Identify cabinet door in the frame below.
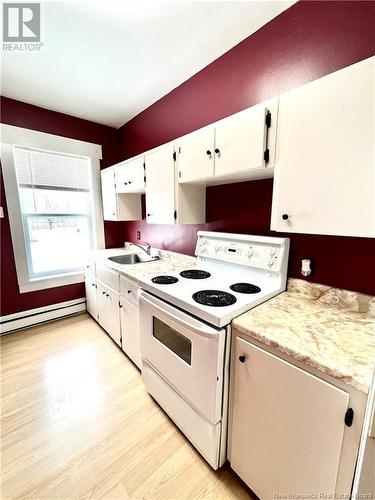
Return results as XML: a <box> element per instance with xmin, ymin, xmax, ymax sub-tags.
<box><xmin>271</xmin><ymin>57</ymin><xmax>375</xmax><ymax>237</ymax></box>
<box><xmin>85</xmin><ymin>274</ymin><xmax>98</xmax><ymax>321</ymax></box>
<box><xmin>115</xmin><ymin>157</ymin><xmax>145</xmax><ymax>194</ymax></box>
<box><xmin>97</xmin><ymin>283</ymin><xmax>121</xmax><ymax>346</ymax></box>
<box><xmin>145</xmin><ymin>145</ymin><xmax>176</xmax><ymax>225</ymax></box>
<box><xmin>177</xmin><ymin>127</ymin><xmax>214</xmax><ymax>183</ymax></box>
<box><xmin>120</xmin><ymin>298</ymin><xmax>141</xmax><ymax>369</ymax></box>
<box><xmin>215</xmin><ymin>98</ymin><xmax>277</xmax><ymax>178</ymax></box>
<box><xmin>229</xmin><ymin>337</ymin><xmax>349</xmax><ymax>499</ymax></box>
<box><xmin>101</xmin><ymin>169</ymin><xmax>117</xmax><ymax>221</ymax></box>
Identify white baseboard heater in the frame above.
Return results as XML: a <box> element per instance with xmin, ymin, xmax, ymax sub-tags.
<box><xmin>0</xmin><ymin>298</ymin><xmax>86</xmax><ymax>334</ymax></box>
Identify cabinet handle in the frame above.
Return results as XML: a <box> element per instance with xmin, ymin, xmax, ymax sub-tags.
<box><xmin>119</xmin><ymin>304</ymin><xmax>123</xmax><ymax>308</ymax></box>
<box><xmin>239</xmin><ymin>355</ymin><xmax>246</xmax><ymax>363</ymax></box>
<box><xmin>282</xmin><ymin>213</ymin><xmax>289</xmax><ymax>221</ymax></box>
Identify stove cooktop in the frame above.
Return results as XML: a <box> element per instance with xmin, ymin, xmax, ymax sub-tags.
<box><xmin>192</xmin><ymin>290</ymin><xmax>237</xmax><ymax>307</ymax></box>
<box><xmin>179</xmin><ymin>269</ymin><xmax>211</xmax><ymax>279</ymax></box>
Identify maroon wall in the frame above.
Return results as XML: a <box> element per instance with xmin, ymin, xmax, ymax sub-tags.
<box><xmin>120</xmin><ymin>0</ymin><xmax>375</xmax><ymax>295</ymax></box>
<box><xmin>0</xmin><ymin>97</ymin><xmax>122</xmax><ymax>316</ymax></box>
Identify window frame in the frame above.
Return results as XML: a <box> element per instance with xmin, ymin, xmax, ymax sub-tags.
<box><xmin>1</xmin><ymin>124</ymin><xmax>105</xmax><ymax>293</ymax></box>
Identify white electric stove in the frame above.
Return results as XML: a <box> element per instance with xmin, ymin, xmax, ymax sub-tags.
<box><xmin>138</xmin><ymin>232</ymin><xmax>290</xmax><ymax>469</ymax></box>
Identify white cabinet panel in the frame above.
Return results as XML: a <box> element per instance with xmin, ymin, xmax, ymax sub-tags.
<box><xmin>101</xmin><ymin>169</ymin><xmax>117</xmax><ymax>220</ymax></box>
<box><xmin>115</xmin><ymin>157</ymin><xmax>145</xmax><ymax>193</ymax></box>
<box><xmin>229</xmin><ymin>337</ymin><xmax>349</xmax><ymax>499</ymax></box>
<box><xmin>85</xmin><ymin>273</ymin><xmax>98</xmax><ymax>321</ymax></box>
<box><xmin>215</xmin><ymin>98</ymin><xmax>277</xmax><ymax>179</ymax></box>
<box><xmin>177</xmin><ymin>127</ymin><xmax>214</xmax><ymax>183</ymax></box>
<box><xmin>120</xmin><ymin>297</ymin><xmax>141</xmax><ymax>369</ymax></box>
<box><xmin>97</xmin><ymin>282</ymin><xmax>121</xmax><ymax>346</ymax></box>
<box><xmin>145</xmin><ymin>145</ymin><xmax>176</xmax><ymax>225</ymax></box>
<box><xmin>271</xmin><ymin>56</ymin><xmax>375</xmax><ymax>237</ymax></box>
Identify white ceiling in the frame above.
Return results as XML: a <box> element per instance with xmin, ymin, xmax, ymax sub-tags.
<box><xmin>1</xmin><ymin>0</ymin><xmax>295</xmax><ymax>128</ymax></box>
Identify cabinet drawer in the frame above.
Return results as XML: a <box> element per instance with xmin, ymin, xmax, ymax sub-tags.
<box><xmin>120</xmin><ymin>275</ymin><xmax>139</xmax><ymax>305</ymax></box>
<box><xmin>84</xmin><ymin>262</ymin><xmax>96</xmax><ymax>277</ymax></box>
<box><xmin>96</xmin><ymin>263</ymin><xmax>120</xmax><ymax>292</ymax></box>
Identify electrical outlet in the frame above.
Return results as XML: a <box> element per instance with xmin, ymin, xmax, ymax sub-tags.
<box><xmin>136</xmin><ymin>231</ymin><xmax>141</xmax><ymax>240</ymax></box>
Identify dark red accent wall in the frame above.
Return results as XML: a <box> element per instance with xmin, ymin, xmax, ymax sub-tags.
<box><xmin>120</xmin><ymin>0</ymin><xmax>375</xmax><ymax>295</ymax></box>
<box><xmin>0</xmin><ymin>97</ymin><xmax>122</xmax><ymax>316</ymax></box>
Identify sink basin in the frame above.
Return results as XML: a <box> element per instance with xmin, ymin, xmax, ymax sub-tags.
<box><xmin>108</xmin><ymin>253</ymin><xmax>159</xmax><ymax>265</ymax></box>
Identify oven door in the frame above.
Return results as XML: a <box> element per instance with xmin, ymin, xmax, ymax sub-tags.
<box><xmin>139</xmin><ymin>290</ymin><xmax>227</xmax><ymax>424</ymax></box>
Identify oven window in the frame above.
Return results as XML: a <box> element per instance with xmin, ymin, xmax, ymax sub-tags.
<box><xmin>153</xmin><ymin>317</ymin><xmax>192</xmax><ymax>365</ymax></box>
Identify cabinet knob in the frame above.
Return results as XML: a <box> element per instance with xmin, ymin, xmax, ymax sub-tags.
<box><xmin>106</xmin><ymin>293</ymin><xmax>109</xmax><ymax>297</ymax></box>
<box><xmin>214</xmin><ymin>148</ymin><xmax>220</xmax><ymax>155</ymax></box>
<box><xmin>206</xmin><ymin>150</ymin><xmax>212</xmax><ymax>157</ymax></box>
<box><xmin>147</xmin><ymin>213</ymin><xmax>152</xmax><ymax>217</ymax></box>
<box><xmin>128</xmin><ymin>289</ymin><xmax>132</xmax><ymax>294</ymax></box>
<box><xmin>92</xmin><ymin>283</ymin><xmax>96</xmax><ymax>287</ymax></box>
<box><xmin>102</xmin><ymin>291</ymin><xmax>106</xmax><ymax>295</ymax></box>
<box><xmin>128</xmin><ymin>181</ymin><xmax>132</xmax><ymax>184</ymax></box>
<box><xmin>239</xmin><ymin>355</ymin><xmax>246</xmax><ymax>363</ymax></box>
<box><xmin>282</xmin><ymin>213</ymin><xmax>289</xmax><ymax>220</ymax></box>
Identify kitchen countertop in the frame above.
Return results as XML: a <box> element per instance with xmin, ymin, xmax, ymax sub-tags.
<box><xmin>88</xmin><ymin>245</ymin><xmax>196</xmax><ymax>283</ymax></box>
<box><xmin>232</xmin><ymin>278</ymin><xmax>375</xmax><ymax>393</ymax></box>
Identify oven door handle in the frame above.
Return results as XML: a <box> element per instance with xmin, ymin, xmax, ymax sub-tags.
<box><xmin>139</xmin><ymin>290</ymin><xmax>221</xmax><ymax>339</ymax></box>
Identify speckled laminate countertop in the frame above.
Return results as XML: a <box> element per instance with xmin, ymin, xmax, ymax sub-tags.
<box><xmin>88</xmin><ymin>245</ymin><xmax>196</xmax><ymax>283</ymax></box>
<box><xmin>232</xmin><ymin>279</ymin><xmax>375</xmax><ymax>393</ymax></box>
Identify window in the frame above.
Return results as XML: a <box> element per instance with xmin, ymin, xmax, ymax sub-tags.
<box><xmin>1</xmin><ymin>124</ymin><xmax>104</xmax><ymax>293</ymax></box>
<box><xmin>14</xmin><ymin>147</ymin><xmax>95</xmax><ymax>278</ymax></box>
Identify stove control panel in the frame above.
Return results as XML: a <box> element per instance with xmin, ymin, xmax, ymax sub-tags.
<box><xmin>196</xmin><ymin>232</ymin><xmax>289</xmax><ymax>273</ymax></box>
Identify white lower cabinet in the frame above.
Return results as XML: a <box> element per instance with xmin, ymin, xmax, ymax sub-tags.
<box><xmin>120</xmin><ymin>297</ymin><xmax>141</xmax><ymax>369</ymax></box>
<box><xmin>97</xmin><ymin>281</ymin><xmax>121</xmax><ymax>346</ymax></box>
<box><xmin>229</xmin><ymin>336</ymin><xmax>350</xmax><ymax>499</ymax></box>
<box><xmin>85</xmin><ymin>269</ymin><xmax>141</xmax><ymax>368</ymax></box>
<box><xmin>85</xmin><ymin>273</ymin><xmax>98</xmax><ymax>321</ymax></box>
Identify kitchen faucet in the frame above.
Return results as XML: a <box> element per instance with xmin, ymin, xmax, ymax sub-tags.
<box><xmin>132</xmin><ymin>241</ymin><xmax>152</xmax><ymax>255</ymax></box>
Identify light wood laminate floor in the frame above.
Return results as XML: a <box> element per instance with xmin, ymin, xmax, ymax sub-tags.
<box><xmin>1</xmin><ymin>313</ymin><xmax>254</xmax><ymax>499</ymax></box>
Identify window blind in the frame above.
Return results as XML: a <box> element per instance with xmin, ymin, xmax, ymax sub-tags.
<box><xmin>14</xmin><ymin>146</ymin><xmax>90</xmax><ymax>191</ymax></box>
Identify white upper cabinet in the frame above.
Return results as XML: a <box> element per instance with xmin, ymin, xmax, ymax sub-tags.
<box><xmin>145</xmin><ymin>144</ymin><xmax>176</xmax><ymax>225</ymax></box>
<box><xmin>177</xmin><ymin>97</ymin><xmax>277</xmax><ymax>185</ymax></box>
<box><xmin>271</xmin><ymin>56</ymin><xmax>375</xmax><ymax>237</ymax></box>
<box><xmin>115</xmin><ymin>156</ymin><xmax>145</xmax><ymax>194</ymax></box>
<box><xmin>101</xmin><ymin>168</ymin><xmax>142</xmax><ymax>221</ymax></box>
<box><xmin>145</xmin><ymin>144</ymin><xmax>205</xmax><ymax>225</ymax></box>
<box><xmin>101</xmin><ymin>169</ymin><xmax>118</xmax><ymax>220</ymax></box>
<box><xmin>177</xmin><ymin>127</ymin><xmax>215</xmax><ymax>184</ymax></box>
<box><xmin>214</xmin><ymin>98</ymin><xmax>278</xmax><ymax>180</ymax></box>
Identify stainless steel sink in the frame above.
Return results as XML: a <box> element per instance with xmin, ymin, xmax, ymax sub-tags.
<box><xmin>108</xmin><ymin>253</ymin><xmax>159</xmax><ymax>265</ymax></box>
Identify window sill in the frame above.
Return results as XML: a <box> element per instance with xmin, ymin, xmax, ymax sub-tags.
<box><xmin>19</xmin><ymin>271</ymin><xmax>84</xmax><ymax>293</ymax></box>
